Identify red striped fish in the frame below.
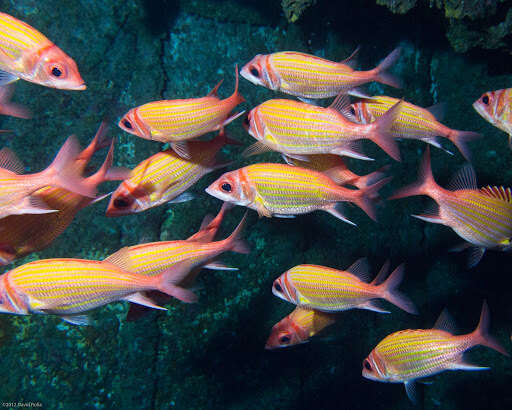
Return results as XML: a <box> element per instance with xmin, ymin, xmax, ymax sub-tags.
<box><xmin>0</xmin><ymin>12</ymin><xmax>85</xmax><ymax>90</ymax></box>
<box><xmin>0</xmin><ymin>135</ymin><xmax>97</xmax><ymax>219</ymax></box>
<box><xmin>0</xmin><ymin>257</ymin><xmax>199</xmax><ymax>325</ymax></box>
<box><xmin>390</xmin><ymin>147</ymin><xmax>512</xmax><ymax>267</ymax></box>
<box><xmin>106</xmin><ymin>131</ymin><xmax>234</xmax><ymax>216</ymax></box>
<box><xmin>242</xmin><ymin>95</ymin><xmax>402</xmax><ymax>161</ymax></box>
<box><xmin>272</xmin><ymin>260</ymin><xmax>416</xmax><ymax>314</ymax></box>
<box><xmin>351</xmin><ymin>96</ymin><xmax>480</xmax><ymax>160</ymax></box>
<box><xmin>265</xmin><ymin>306</ymin><xmax>337</xmax><ymax>349</ymax></box>
<box><xmin>240</xmin><ymin>47</ymin><xmax>401</xmax><ymax>99</ymax></box>
<box><xmin>205</xmin><ymin>163</ymin><xmax>390</xmax><ymax>224</ymax></box>
<box><xmin>362</xmin><ymin>301</ymin><xmax>508</xmax><ymax>402</ymax></box>
<box><xmin>118</xmin><ymin>67</ymin><xmax>244</xmax><ymax>158</ymax></box>
<box><xmin>473</xmin><ymin>88</ymin><xmax>512</xmax><ymax>145</ymax></box>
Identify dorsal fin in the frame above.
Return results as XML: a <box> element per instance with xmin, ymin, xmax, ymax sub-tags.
<box><xmin>329</xmin><ymin>93</ymin><xmax>356</xmax><ymax>121</ymax></box>
<box><xmin>480</xmin><ymin>186</ymin><xmax>512</xmax><ymax>202</ymax></box>
<box><xmin>103</xmin><ymin>247</ymin><xmax>136</xmax><ymax>273</ymax></box>
<box><xmin>425</xmin><ymin>102</ymin><xmax>446</xmax><ymax>121</ymax></box>
<box><xmin>447</xmin><ymin>164</ymin><xmax>477</xmax><ymax>191</ymax></box>
<box><xmin>339</xmin><ymin>45</ymin><xmax>360</xmax><ymax>68</ymax></box>
<box><xmin>433</xmin><ymin>308</ymin><xmax>457</xmax><ymax>334</ymax></box>
<box><xmin>207</xmin><ymin>79</ymin><xmax>223</xmax><ymax>97</ymax></box>
<box><xmin>0</xmin><ymin>147</ymin><xmax>24</xmax><ymax>174</ymax></box>
<box><xmin>345</xmin><ymin>257</ymin><xmax>371</xmax><ymax>282</ymax></box>
<box><xmin>369</xmin><ymin>260</ymin><xmax>390</xmax><ymax>286</ymax></box>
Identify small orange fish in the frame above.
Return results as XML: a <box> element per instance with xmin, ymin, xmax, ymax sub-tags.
<box><xmin>206</xmin><ymin>163</ymin><xmax>389</xmax><ymax>224</ymax></box>
<box><xmin>106</xmin><ymin>132</ymin><xmax>235</xmax><ymax>216</ymax></box>
<box><xmin>0</xmin><ymin>135</ymin><xmax>97</xmax><ymax>219</ymax></box>
<box><xmin>118</xmin><ymin>67</ymin><xmax>244</xmax><ymax>158</ymax></box>
<box><xmin>390</xmin><ymin>147</ymin><xmax>512</xmax><ymax>267</ymax></box>
<box><xmin>0</xmin><ymin>12</ymin><xmax>85</xmax><ymax>90</ymax></box>
<box><xmin>473</xmin><ymin>88</ymin><xmax>512</xmax><ymax>144</ymax></box>
<box><xmin>240</xmin><ymin>47</ymin><xmax>402</xmax><ymax>100</ymax></box>
<box><xmin>265</xmin><ymin>307</ymin><xmax>337</xmax><ymax>349</ymax></box>
<box><xmin>363</xmin><ymin>301</ymin><xmax>508</xmax><ymax>402</ymax></box>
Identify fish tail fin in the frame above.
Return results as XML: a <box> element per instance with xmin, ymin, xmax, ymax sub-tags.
<box><xmin>224</xmin><ymin>211</ymin><xmax>251</xmax><ymax>254</ymax></box>
<box><xmin>372</xmin><ymin>47</ymin><xmax>403</xmax><ymax>89</ymax></box>
<box><xmin>44</xmin><ymin>135</ymin><xmax>97</xmax><ymax>198</ymax></box>
<box><xmin>377</xmin><ymin>264</ymin><xmax>417</xmax><ymax>314</ymax></box>
<box><xmin>351</xmin><ymin>177</ymin><xmax>392</xmax><ymax>221</ymax></box>
<box><xmin>353</xmin><ymin>165</ymin><xmax>390</xmax><ymax>189</ymax></box>
<box><xmin>470</xmin><ymin>300</ymin><xmax>509</xmax><ymax>356</ymax></box>
<box><xmin>388</xmin><ymin>146</ymin><xmax>438</xmax><ymax>200</ymax></box>
<box><xmin>86</xmin><ymin>140</ymin><xmax>131</xmax><ymax>186</ymax></box>
<box><xmin>230</xmin><ymin>64</ymin><xmax>245</xmax><ymax>106</ymax></box>
<box><xmin>447</xmin><ymin>130</ymin><xmax>481</xmax><ymax>161</ymax></box>
<box><xmin>156</xmin><ymin>261</ymin><xmax>199</xmax><ymax>303</ymax></box>
<box><xmin>368</xmin><ymin>100</ymin><xmax>402</xmax><ymax>161</ymax></box>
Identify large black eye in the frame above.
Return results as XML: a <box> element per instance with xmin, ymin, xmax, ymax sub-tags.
<box><xmin>221</xmin><ymin>182</ymin><xmax>232</xmax><ymax>192</ymax></box>
<box><xmin>243</xmin><ymin>116</ymin><xmax>250</xmax><ymax>126</ymax></box>
<box><xmin>113</xmin><ymin>196</ymin><xmax>132</xmax><ymax>208</ymax></box>
<box><xmin>364</xmin><ymin>360</ymin><xmax>372</xmax><ymax>371</ymax></box>
<box><xmin>250</xmin><ymin>67</ymin><xmax>259</xmax><ymax>77</ymax></box>
<box><xmin>274</xmin><ymin>282</ymin><xmax>282</xmax><ymax>293</ymax></box>
<box><xmin>350</xmin><ymin>106</ymin><xmax>356</xmax><ymax>116</ymax></box>
<box><xmin>123</xmin><ymin>119</ymin><xmax>133</xmax><ymax>129</ymax></box>
<box><xmin>279</xmin><ymin>335</ymin><xmax>291</xmax><ymax>344</ymax></box>
<box><xmin>482</xmin><ymin>95</ymin><xmax>489</xmax><ymax>105</ymax></box>
<box><xmin>51</xmin><ymin>66</ymin><xmax>62</xmax><ymax>77</ymax></box>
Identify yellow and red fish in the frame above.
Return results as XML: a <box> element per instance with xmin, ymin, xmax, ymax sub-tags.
<box><xmin>265</xmin><ymin>307</ymin><xmax>337</xmax><ymax>349</ymax></box>
<box><xmin>0</xmin><ymin>135</ymin><xmax>97</xmax><ymax>219</ymax></box>
<box><xmin>0</xmin><ymin>12</ymin><xmax>85</xmax><ymax>90</ymax></box>
<box><xmin>240</xmin><ymin>47</ymin><xmax>402</xmax><ymax>100</ymax></box>
<box><xmin>106</xmin><ymin>131</ymin><xmax>236</xmax><ymax>216</ymax></box>
<box><xmin>390</xmin><ymin>147</ymin><xmax>512</xmax><ymax>267</ymax></box>
<box><xmin>206</xmin><ymin>163</ymin><xmax>389</xmax><ymax>224</ymax></box>
<box><xmin>272</xmin><ymin>260</ymin><xmax>416</xmax><ymax>314</ymax></box>
<box><xmin>118</xmin><ymin>67</ymin><xmax>245</xmax><ymax>158</ymax></box>
<box><xmin>362</xmin><ymin>301</ymin><xmax>508</xmax><ymax>402</ymax></box>
<box><xmin>473</xmin><ymin>88</ymin><xmax>512</xmax><ymax>145</ymax></box>
<box><xmin>242</xmin><ymin>95</ymin><xmax>402</xmax><ymax>161</ymax></box>
<box><xmin>351</xmin><ymin>96</ymin><xmax>480</xmax><ymax>160</ymax></box>
<box><xmin>0</xmin><ymin>256</ymin><xmax>200</xmax><ymax>325</ymax></box>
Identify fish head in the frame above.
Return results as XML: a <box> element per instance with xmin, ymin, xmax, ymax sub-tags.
<box><xmin>349</xmin><ymin>101</ymin><xmax>372</xmax><ymax>124</ymax></box>
<box><xmin>205</xmin><ymin>170</ymin><xmax>252</xmax><ymax>206</ymax></box>
<box><xmin>118</xmin><ymin>108</ymin><xmax>151</xmax><ymax>140</ymax></box>
<box><xmin>240</xmin><ymin>54</ymin><xmax>278</xmax><ymax>90</ymax></box>
<box><xmin>473</xmin><ymin>90</ymin><xmax>500</xmax><ymax>125</ymax></box>
<box><xmin>362</xmin><ymin>350</ymin><xmax>389</xmax><ymax>382</ymax></box>
<box><xmin>271</xmin><ymin>272</ymin><xmax>297</xmax><ymax>304</ymax></box>
<box><xmin>265</xmin><ymin>315</ymin><xmax>303</xmax><ymax>349</ymax></box>
<box><xmin>33</xmin><ymin>45</ymin><xmax>86</xmax><ymax>90</ymax></box>
<box><xmin>106</xmin><ymin>181</ymin><xmax>148</xmax><ymax>216</ymax></box>
<box><xmin>0</xmin><ymin>275</ymin><xmax>25</xmax><ymax>314</ymax></box>
<box><xmin>242</xmin><ymin>107</ymin><xmax>265</xmax><ymax>141</ymax></box>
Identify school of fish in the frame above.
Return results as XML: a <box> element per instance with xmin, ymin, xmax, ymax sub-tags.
<box><xmin>0</xmin><ymin>10</ymin><xmax>510</xmax><ymax>404</ymax></box>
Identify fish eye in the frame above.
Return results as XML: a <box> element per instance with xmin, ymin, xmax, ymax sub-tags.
<box><xmin>113</xmin><ymin>196</ymin><xmax>133</xmax><ymax>208</ymax></box>
<box><xmin>123</xmin><ymin>119</ymin><xmax>133</xmax><ymax>129</ymax></box>
<box><xmin>243</xmin><ymin>116</ymin><xmax>250</xmax><ymax>126</ymax></box>
<box><xmin>49</xmin><ymin>63</ymin><xmax>65</xmax><ymax>78</ymax></box>
<box><xmin>279</xmin><ymin>335</ymin><xmax>291</xmax><ymax>344</ymax></box>
<box><xmin>221</xmin><ymin>182</ymin><xmax>232</xmax><ymax>192</ymax></box>
<box><xmin>250</xmin><ymin>66</ymin><xmax>260</xmax><ymax>78</ymax></box>
<box><xmin>482</xmin><ymin>95</ymin><xmax>489</xmax><ymax>105</ymax></box>
<box><xmin>363</xmin><ymin>359</ymin><xmax>372</xmax><ymax>371</ymax></box>
<box><xmin>273</xmin><ymin>282</ymin><xmax>282</xmax><ymax>293</ymax></box>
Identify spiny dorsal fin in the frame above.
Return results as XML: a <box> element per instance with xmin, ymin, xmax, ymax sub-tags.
<box><xmin>0</xmin><ymin>147</ymin><xmax>24</xmax><ymax>174</ymax></box>
<box><xmin>446</xmin><ymin>164</ymin><xmax>477</xmax><ymax>191</ymax></box>
<box><xmin>339</xmin><ymin>45</ymin><xmax>360</xmax><ymax>68</ymax></box>
<box><xmin>104</xmin><ymin>247</ymin><xmax>136</xmax><ymax>273</ymax></box>
<box><xmin>345</xmin><ymin>257</ymin><xmax>371</xmax><ymax>282</ymax></box>
<box><xmin>433</xmin><ymin>308</ymin><xmax>457</xmax><ymax>334</ymax></box>
<box><xmin>480</xmin><ymin>186</ymin><xmax>512</xmax><ymax>203</ymax></box>
<box><xmin>207</xmin><ymin>80</ymin><xmax>223</xmax><ymax>97</ymax></box>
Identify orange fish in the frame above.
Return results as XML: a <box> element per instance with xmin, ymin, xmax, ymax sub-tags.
<box><xmin>242</xmin><ymin>95</ymin><xmax>402</xmax><ymax>161</ymax></box>
<box><xmin>118</xmin><ymin>67</ymin><xmax>244</xmax><ymax>158</ymax></box>
<box><xmin>0</xmin><ymin>12</ymin><xmax>85</xmax><ymax>90</ymax></box>
<box><xmin>205</xmin><ymin>163</ymin><xmax>389</xmax><ymax>224</ymax></box>
<box><xmin>390</xmin><ymin>147</ymin><xmax>512</xmax><ymax>267</ymax></box>
<box><xmin>362</xmin><ymin>301</ymin><xmax>508</xmax><ymax>402</ymax></box>
<box><xmin>0</xmin><ymin>135</ymin><xmax>97</xmax><ymax>219</ymax></box>
<box><xmin>272</xmin><ymin>260</ymin><xmax>416</xmax><ymax>314</ymax></box>
<box><xmin>265</xmin><ymin>307</ymin><xmax>337</xmax><ymax>349</ymax></box>
<box><xmin>106</xmin><ymin>132</ymin><xmax>235</xmax><ymax>216</ymax></box>
<box><xmin>0</xmin><ymin>257</ymin><xmax>198</xmax><ymax>325</ymax></box>
<box><xmin>351</xmin><ymin>96</ymin><xmax>480</xmax><ymax>160</ymax></box>
<box><xmin>240</xmin><ymin>47</ymin><xmax>402</xmax><ymax>100</ymax></box>
<box><xmin>473</xmin><ymin>88</ymin><xmax>512</xmax><ymax>145</ymax></box>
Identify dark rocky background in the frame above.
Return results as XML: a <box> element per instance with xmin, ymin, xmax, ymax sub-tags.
<box><xmin>0</xmin><ymin>0</ymin><xmax>510</xmax><ymax>409</ymax></box>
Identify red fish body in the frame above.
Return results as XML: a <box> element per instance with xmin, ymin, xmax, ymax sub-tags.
<box><xmin>362</xmin><ymin>302</ymin><xmax>508</xmax><ymax>402</ymax></box>
<box><xmin>390</xmin><ymin>147</ymin><xmax>512</xmax><ymax>267</ymax></box>
<box><xmin>0</xmin><ymin>12</ymin><xmax>85</xmax><ymax>90</ymax></box>
<box><xmin>473</xmin><ymin>88</ymin><xmax>512</xmax><ymax>144</ymax></box>
<box><xmin>240</xmin><ymin>48</ymin><xmax>402</xmax><ymax>99</ymax></box>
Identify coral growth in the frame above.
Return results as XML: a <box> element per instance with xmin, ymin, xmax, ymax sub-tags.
<box><xmin>281</xmin><ymin>0</ymin><xmax>316</xmax><ymax>22</ymax></box>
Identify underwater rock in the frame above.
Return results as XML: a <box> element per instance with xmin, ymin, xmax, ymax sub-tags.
<box><xmin>281</xmin><ymin>0</ymin><xmax>317</xmax><ymax>23</ymax></box>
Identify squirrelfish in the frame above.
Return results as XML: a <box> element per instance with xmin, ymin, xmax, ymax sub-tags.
<box><xmin>362</xmin><ymin>301</ymin><xmax>508</xmax><ymax>402</ymax></box>
<box><xmin>473</xmin><ymin>88</ymin><xmax>512</xmax><ymax>144</ymax></box>
<box><xmin>0</xmin><ymin>12</ymin><xmax>85</xmax><ymax>90</ymax></box>
<box><xmin>118</xmin><ymin>67</ymin><xmax>244</xmax><ymax>158</ymax></box>
<box><xmin>242</xmin><ymin>95</ymin><xmax>402</xmax><ymax>161</ymax></box>
<box><xmin>390</xmin><ymin>147</ymin><xmax>512</xmax><ymax>267</ymax></box>
<box><xmin>351</xmin><ymin>96</ymin><xmax>480</xmax><ymax>160</ymax></box>
<box><xmin>106</xmin><ymin>132</ymin><xmax>235</xmax><ymax>216</ymax></box>
<box><xmin>0</xmin><ymin>135</ymin><xmax>97</xmax><ymax>219</ymax></box>
<box><xmin>0</xmin><ymin>257</ymin><xmax>199</xmax><ymax>325</ymax></box>
<box><xmin>206</xmin><ymin>163</ymin><xmax>389</xmax><ymax>224</ymax></box>
<box><xmin>265</xmin><ymin>307</ymin><xmax>337</xmax><ymax>349</ymax></box>
<box><xmin>272</xmin><ymin>259</ymin><xmax>416</xmax><ymax>314</ymax></box>
<box><xmin>240</xmin><ymin>47</ymin><xmax>402</xmax><ymax>100</ymax></box>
